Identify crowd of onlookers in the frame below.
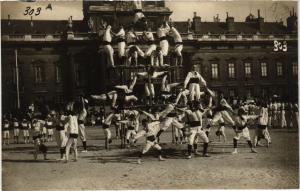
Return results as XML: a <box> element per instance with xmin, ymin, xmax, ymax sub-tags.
<box><xmin>229</xmin><ymin>97</ymin><xmax>299</xmax><ymax>129</ymax></box>
<box><xmin>1</xmin><ymin>95</ymin><xmax>298</xmax><ymax>146</ymax></box>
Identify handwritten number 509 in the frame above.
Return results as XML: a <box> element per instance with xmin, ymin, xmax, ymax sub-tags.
<box><xmin>24</xmin><ymin>6</ymin><xmax>41</xmax><ymax>16</ymax></box>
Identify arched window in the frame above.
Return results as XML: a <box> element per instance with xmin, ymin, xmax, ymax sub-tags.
<box><xmin>32</xmin><ymin>60</ymin><xmax>46</xmax><ymax>83</ymax></box>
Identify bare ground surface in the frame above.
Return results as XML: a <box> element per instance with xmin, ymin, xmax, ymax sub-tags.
<box><xmin>2</xmin><ymin>127</ymin><xmax>299</xmax><ymax>190</ymax></box>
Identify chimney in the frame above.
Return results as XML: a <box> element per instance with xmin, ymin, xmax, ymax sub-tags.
<box><xmin>8</xmin><ymin>14</ymin><xmax>11</xmax><ymax>26</ymax></box>
<box><xmin>257</xmin><ymin>9</ymin><xmax>264</xmax><ymax>31</ymax></box>
<box><xmin>68</xmin><ymin>15</ymin><xmax>73</xmax><ymax>30</ymax></box>
<box><xmin>293</xmin><ymin>7</ymin><xmax>295</xmax><ymax>16</ymax></box>
<box><xmin>192</xmin><ymin>11</ymin><xmax>201</xmax><ymax>32</ymax></box>
<box><xmin>226</xmin><ymin>12</ymin><xmax>234</xmax><ymax>32</ymax></box>
<box><xmin>287</xmin><ymin>8</ymin><xmax>297</xmax><ymax>33</ymax></box>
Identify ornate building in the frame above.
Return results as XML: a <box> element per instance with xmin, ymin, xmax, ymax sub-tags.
<box><xmin>1</xmin><ymin>1</ymin><xmax>298</xmax><ymax>112</ymax></box>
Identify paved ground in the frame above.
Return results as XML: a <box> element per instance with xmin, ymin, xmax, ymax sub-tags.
<box><xmin>2</xmin><ymin>126</ymin><xmax>299</xmax><ymax>190</ymax></box>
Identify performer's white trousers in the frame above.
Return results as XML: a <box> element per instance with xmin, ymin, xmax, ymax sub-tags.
<box><xmin>103</xmin><ymin>128</ymin><xmax>112</xmax><ymax>139</ymax></box>
<box><xmin>234</xmin><ymin>127</ymin><xmax>251</xmax><ymax>141</ymax></box>
<box><xmin>13</xmin><ymin>128</ymin><xmax>20</xmax><ymax>136</ymax></box>
<box><xmin>117</xmin><ymin>42</ymin><xmax>126</xmax><ymax>58</ymax></box>
<box><xmin>160</xmin><ymin>40</ymin><xmax>169</xmax><ymax>56</ymax></box>
<box><xmin>104</xmin><ymin>45</ymin><xmax>115</xmax><ymax>67</ymax></box>
<box><xmin>142</xmin><ymin>140</ymin><xmax>161</xmax><ymax>154</ymax></box>
<box><xmin>145</xmin><ymin>83</ymin><xmax>155</xmax><ymax>97</ymax></box>
<box><xmin>126</xmin><ymin>130</ymin><xmax>137</xmax><ymax>140</ymax></box>
<box><xmin>55</xmin><ymin>130</ymin><xmax>67</xmax><ymax>148</ymax></box>
<box><xmin>145</xmin><ymin>44</ymin><xmax>157</xmax><ymax>57</ymax></box>
<box><xmin>174</xmin><ymin>44</ymin><xmax>183</xmax><ymax>57</ymax></box>
<box><xmin>188</xmin><ymin>126</ymin><xmax>209</xmax><ymax>145</ymax></box>
<box><xmin>188</xmin><ymin>83</ymin><xmax>201</xmax><ymax>101</ymax></box>
<box><xmin>79</xmin><ymin>124</ymin><xmax>87</xmax><ymax>142</ymax></box>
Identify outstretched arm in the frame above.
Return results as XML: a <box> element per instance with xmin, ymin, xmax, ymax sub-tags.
<box><xmin>136</xmin><ymin>72</ymin><xmax>148</xmax><ymax>77</ymax></box>
<box><xmin>169</xmin><ymin>82</ymin><xmax>180</xmax><ymax>89</ymax></box>
<box><xmin>198</xmin><ymin>74</ymin><xmax>207</xmax><ymax>87</ymax></box>
<box><xmin>115</xmin><ymin>85</ymin><xmax>128</xmax><ymax>91</ymax></box>
<box><xmin>153</xmin><ymin>71</ymin><xmax>167</xmax><ymax>78</ymax></box>
<box><xmin>115</xmin><ymin>29</ymin><xmax>124</xmax><ymax>37</ymax></box>
<box><xmin>141</xmin><ymin>110</ymin><xmax>155</xmax><ymax>120</ymax></box>
<box><xmin>81</xmin><ymin>97</ymin><xmax>86</xmax><ymax>110</ymax></box>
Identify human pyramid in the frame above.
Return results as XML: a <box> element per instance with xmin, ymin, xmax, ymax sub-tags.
<box><xmin>2</xmin><ymin>9</ymin><xmax>277</xmax><ymax>164</ymax></box>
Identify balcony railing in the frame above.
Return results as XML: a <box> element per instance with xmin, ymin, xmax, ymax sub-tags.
<box><xmin>2</xmin><ymin>32</ymin><xmax>297</xmax><ymax>42</ymax></box>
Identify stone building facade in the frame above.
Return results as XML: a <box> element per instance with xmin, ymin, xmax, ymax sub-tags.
<box><xmin>1</xmin><ymin>1</ymin><xmax>298</xmax><ymax>112</ymax></box>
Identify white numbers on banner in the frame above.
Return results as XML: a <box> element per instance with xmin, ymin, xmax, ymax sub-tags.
<box><xmin>274</xmin><ymin>40</ymin><xmax>287</xmax><ymax>52</ymax></box>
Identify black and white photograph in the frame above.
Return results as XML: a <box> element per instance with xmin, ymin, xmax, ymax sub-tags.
<box><xmin>1</xmin><ymin>0</ymin><xmax>299</xmax><ymax>190</ymax></box>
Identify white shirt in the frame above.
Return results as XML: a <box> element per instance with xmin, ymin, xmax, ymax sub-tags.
<box><xmin>258</xmin><ymin>107</ymin><xmax>268</xmax><ymax>126</ymax></box>
<box><xmin>157</xmin><ymin>24</ymin><xmax>170</xmax><ymax>38</ymax></box>
<box><xmin>103</xmin><ymin>27</ymin><xmax>112</xmax><ymax>42</ymax></box>
<box><xmin>169</xmin><ymin>27</ymin><xmax>182</xmax><ymax>42</ymax></box>
<box><xmin>115</xmin><ymin>28</ymin><xmax>125</xmax><ymax>39</ymax></box>
<box><xmin>145</xmin><ymin>121</ymin><xmax>161</xmax><ymax>137</ymax></box>
<box><xmin>126</xmin><ymin>31</ymin><xmax>137</xmax><ymax>44</ymax></box>
<box><xmin>66</xmin><ymin>115</ymin><xmax>79</xmax><ymax>134</ymax></box>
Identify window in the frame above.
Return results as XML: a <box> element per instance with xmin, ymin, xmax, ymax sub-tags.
<box><xmin>244</xmin><ymin>62</ymin><xmax>252</xmax><ymax>78</ymax></box>
<box><xmin>75</xmin><ymin>63</ymin><xmax>83</xmax><ymax>86</ymax></box>
<box><xmin>34</xmin><ymin>66</ymin><xmax>45</xmax><ymax>83</ymax></box>
<box><xmin>292</xmin><ymin>61</ymin><xmax>298</xmax><ymax>76</ymax></box>
<box><xmin>228</xmin><ymin>63</ymin><xmax>235</xmax><ymax>79</ymax></box>
<box><xmin>55</xmin><ymin>65</ymin><xmax>62</xmax><ymax>83</ymax></box>
<box><xmin>261</xmin><ymin>62</ymin><xmax>267</xmax><ymax>77</ymax></box>
<box><xmin>276</xmin><ymin>62</ymin><xmax>283</xmax><ymax>76</ymax></box>
<box><xmin>211</xmin><ymin>63</ymin><xmax>219</xmax><ymax>79</ymax></box>
<box><xmin>229</xmin><ymin>89</ymin><xmax>236</xmax><ymax>97</ymax></box>
<box><xmin>261</xmin><ymin>88</ymin><xmax>269</xmax><ymax>97</ymax></box>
